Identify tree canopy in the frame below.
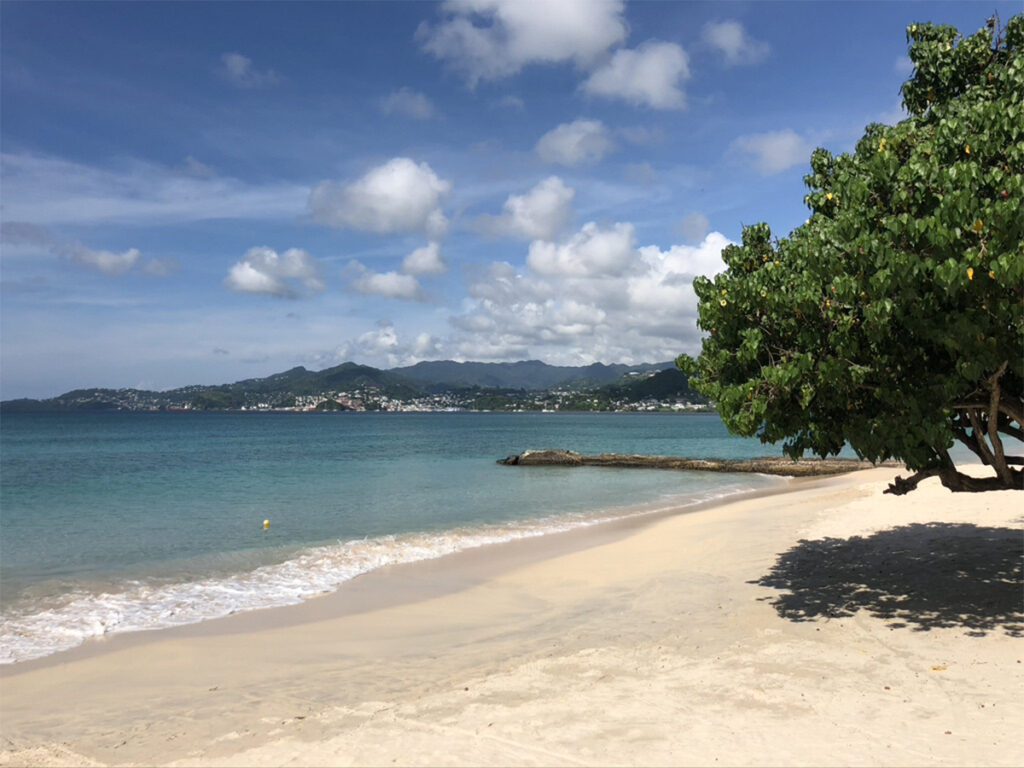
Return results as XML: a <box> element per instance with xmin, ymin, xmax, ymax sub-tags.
<box><xmin>680</xmin><ymin>15</ymin><xmax>1023</xmax><ymax>494</ymax></box>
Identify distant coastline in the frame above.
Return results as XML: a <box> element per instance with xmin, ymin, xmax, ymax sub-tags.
<box><xmin>0</xmin><ymin>359</ymin><xmax>711</xmax><ymax>415</ymax></box>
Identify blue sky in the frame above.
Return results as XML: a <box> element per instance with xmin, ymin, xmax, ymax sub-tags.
<box><xmin>0</xmin><ymin>0</ymin><xmax>1012</xmax><ymax>398</ymax></box>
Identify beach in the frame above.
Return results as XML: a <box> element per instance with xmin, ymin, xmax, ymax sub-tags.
<box><xmin>1</xmin><ymin>464</ymin><xmax>1021</xmax><ymax>767</ymax></box>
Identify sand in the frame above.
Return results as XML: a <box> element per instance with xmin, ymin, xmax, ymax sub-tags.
<box><xmin>1</xmin><ymin>465</ymin><xmax>1021</xmax><ymax>767</ymax></box>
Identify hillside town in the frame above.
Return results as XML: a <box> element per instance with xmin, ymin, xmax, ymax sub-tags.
<box><xmin>13</xmin><ymin>385</ymin><xmax>711</xmax><ymax>414</ymax></box>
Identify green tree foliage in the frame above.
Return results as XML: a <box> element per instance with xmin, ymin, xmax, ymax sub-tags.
<box><xmin>680</xmin><ymin>16</ymin><xmax>1023</xmax><ymax>494</ymax></box>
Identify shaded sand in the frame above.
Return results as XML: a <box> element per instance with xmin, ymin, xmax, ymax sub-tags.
<box><xmin>1</xmin><ymin>466</ymin><xmax>1021</xmax><ymax>767</ymax></box>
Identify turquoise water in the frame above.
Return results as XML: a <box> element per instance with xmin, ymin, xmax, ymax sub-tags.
<box><xmin>1</xmin><ymin>412</ymin><xmax>786</xmax><ymax>663</ymax></box>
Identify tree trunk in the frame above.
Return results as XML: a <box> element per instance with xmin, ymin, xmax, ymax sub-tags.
<box><xmin>886</xmin><ymin>370</ymin><xmax>1024</xmax><ymax>495</ymax></box>
<box><xmin>885</xmin><ymin>463</ymin><xmax>1023</xmax><ymax>495</ymax></box>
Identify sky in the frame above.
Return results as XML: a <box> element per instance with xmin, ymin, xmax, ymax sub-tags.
<box><xmin>0</xmin><ymin>0</ymin><xmax>1013</xmax><ymax>399</ymax></box>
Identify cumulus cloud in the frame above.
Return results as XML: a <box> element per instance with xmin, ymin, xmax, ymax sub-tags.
<box><xmin>447</xmin><ymin>229</ymin><xmax>731</xmax><ymax>365</ymax></box>
<box><xmin>346</xmin><ymin>238</ymin><xmax>446</xmax><ymax>302</ymax></box>
<box><xmin>225</xmin><ymin>247</ymin><xmax>325</xmax><ymax>298</ymax></box>
<box><xmin>356</xmin><ymin>323</ymin><xmax>402</xmax><ymax>358</ymax></box>
<box><xmin>481</xmin><ymin>176</ymin><xmax>575</xmax><ymax>241</ymax></box>
<box><xmin>527</xmin><ymin>221</ymin><xmax>636</xmax><ymax>277</ymax></box>
<box><xmin>417</xmin><ymin>0</ymin><xmax>628</xmax><ymax>85</ymax></box>
<box><xmin>331</xmin><ymin>322</ymin><xmax>445</xmax><ymax>369</ymax></box>
<box><xmin>412</xmin><ymin>332</ymin><xmax>442</xmax><ymax>358</ymax></box>
<box><xmin>324</xmin><ymin>226</ymin><xmax>730</xmax><ymax>366</ymax></box>
<box><xmin>702</xmin><ymin>21</ymin><xmax>770</xmax><ymax>66</ymax></box>
<box><xmin>401</xmin><ymin>242</ymin><xmax>447</xmax><ymax>276</ymax></box>
<box><xmin>536</xmin><ymin>119</ymin><xmax>614</xmax><ymax>167</ymax></box>
<box><xmin>732</xmin><ymin>129</ymin><xmax>812</xmax><ymax>174</ymax></box>
<box><xmin>309</xmin><ymin>158</ymin><xmax>452</xmax><ymax>239</ymax></box>
<box><xmin>680</xmin><ymin>212</ymin><xmax>710</xmax><ymax>243</ymax></box>
<box><xmin>219</xmin><ymin>52</ymin><xmax>282</xmax><ymax>88</ymax></box>
<box><xmin>582</xmin><ymin>41</ymin><xmax>690</xmax><ymax>110</ymax></box>
<box><xmin>349</xmin><ymin>261</ymin><xmax>423</xmax><ymax>301</ymax></box>
<box><xmin>380</xmin><ymin>87</ymin><xmax>438</xmax><ymax>120</ymax></box>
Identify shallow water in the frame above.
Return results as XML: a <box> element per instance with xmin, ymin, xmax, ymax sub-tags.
<box><xmin>0</xmin><ymin>412</ymin><xmax>787</xmax><ymax>662</ymax></box>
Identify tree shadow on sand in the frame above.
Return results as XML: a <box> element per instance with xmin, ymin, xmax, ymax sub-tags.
<box><xmin>752</xmin><ymin>523</ymin><xmax>1024</xmax><ymax>636</ymax></box>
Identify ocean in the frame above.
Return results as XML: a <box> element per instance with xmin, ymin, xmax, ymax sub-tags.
<box><xmin>0</xmin><ymin>411</ymin><xmax>788</xmax><ymax>664</ymax></box>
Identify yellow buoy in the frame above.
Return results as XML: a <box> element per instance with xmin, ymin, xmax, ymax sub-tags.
<box><xmin>263</xmin><ymin>519</ymin><xmax>270</xmax><ymax>530</ymax></box>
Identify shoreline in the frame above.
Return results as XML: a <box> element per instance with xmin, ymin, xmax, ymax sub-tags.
<box><xmin>1</xmin><ymin>473</ymin><xmax>799</xmax><ymax>674</ymax></box>
<box><xmin>1</xmin><ymin>465</ymin><xmax>1021</xmax><ymax>767</ymax></box>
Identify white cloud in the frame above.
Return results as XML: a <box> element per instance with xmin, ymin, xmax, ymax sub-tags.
<box><xmin>219</xmin><ymin>52</ymin><xmax>282</xmax><ymax>88</ymax></box>
<box><xmin>357</xmin><ymin>323</ymin><xmax>402</xmax><ymax>358</ymax></box>
<box><xmin>680</xmin><ymin>212</ymin><xmax>710</xmax><ymax>242</ymax></box>
<box><xmin>68</xmin><ymin>246</ymin><xmax>141</xmax><ymax>276</ymax></box>
<box><xmin>702</xmin><ymin>21</ymin><xmax>770</xmax><ymax>67</ymax></box>
<box><xmin>732</xmin><ymin>129</ymin><xmax>812</xmax><ymax>174</ymax></box>
<box><xmin>481</xmin><ymin>176</ymin><xmax>575</xmax><ymax>241</ymax></box>
<box><xmin>536</xmin><ymin>119</ymin><xmax>614</xmax><ymax>167</ymax></box>
<box><xmin>332</xmin><ymin>322</ymin><xmax>444</xmax><ymax>369</ymax></box>
<box><xmin>448</xmin><ymin>230</ymin><xmax>729</xmax><ymax>364</ymax></box>
<box><xmin>1</xmin><ymin>153</ymin><xmax>308</xmax><ymax>226</ymax></box>
<box><xmin>349</xmin><ymin>262</ymin><xmax>423</xmax><ymax>301</ymax></box>
<box><xmin>412</xmin><ymin>332</ymin><xmax>442</xmax><ymax>358</ymax></box>
<box><xmin>447</xmin><ymin>228</ymin><xmax>732</xmax><ymax>365</ymax></box>
<box><xmin>582</xmin><ymin>41</ymin><xmax>690</xmax><ymax>110</ymax></box>
<box><xmin>401</xmin><ymin>242</ymin><xmax>447</xmax><ymax>276</ymax></box>
<box><xmin>418</xmin><ymin>0</ymin><xmax>628</xmax><ymax>85</ymax></box>
<box><xmin>225</xmin><ymin>247</ymin><xmax>325</xmax><ymax>298</ymax></box>
<box><xmin>527</xmin><ymin>221</ymin><xmax>636</xmax><ymax>277</ymax></box>
<box><xmin>309</xmin><ymin>158</ymin><xmax>452</xmax><ymax>239</ymax></box>
<box><xmin>1</xmin><ymin>221</ymin><xmax>171</xmax><ymax>278</ymax></box>
<box><xmin>380</xmin><ymin>88</ymin><xmax>438</xmax><ymax>120</ymax></box>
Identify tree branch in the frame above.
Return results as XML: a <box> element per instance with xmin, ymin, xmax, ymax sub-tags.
<box><xmin>967</xmin><ymin>409</ymin><xmax>997</xmax><ymax>466</ymax></box>
<box><xmin>885</xmin><ymin>467</ymin><xmax>943</xmax><ymax>495</ymax></box>
<box><xmin>953</xmin><ymin>397</ymin><xmax>1024</xmax><ymax>426</ymax></box>
<box><xmin>999</xmin><ymin>420</ymin><xmax>1024</xmax><ymax>442</ymax></box>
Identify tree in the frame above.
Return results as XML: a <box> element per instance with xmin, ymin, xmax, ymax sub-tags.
<box><xmin>679</xmin><ymin>15</ymin><xmax>1023</xmax><ymax>494</ymax></box>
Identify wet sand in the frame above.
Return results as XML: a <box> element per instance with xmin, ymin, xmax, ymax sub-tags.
<box><xmin>1</xmin><ymin>465</ymin><xmax>1021</xmax><ymax>766</ymax></box>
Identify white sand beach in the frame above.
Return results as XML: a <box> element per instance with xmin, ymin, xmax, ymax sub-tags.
<box><xmin>1</xmin><ymin>465</ymin><xmax>1021</xmax><ymax>767</ymax></box>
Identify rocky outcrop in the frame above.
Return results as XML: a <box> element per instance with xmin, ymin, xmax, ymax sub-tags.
<box><xmin>498</xmin><ymin>450</ymin><xmax>887</xmax><ymax>477</ymax></box>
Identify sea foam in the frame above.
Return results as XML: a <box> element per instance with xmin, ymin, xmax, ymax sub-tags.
<box><xmin>0</xmin><ymin>485</ymin><xmax>764</xmax><ymax>664</ymax></box>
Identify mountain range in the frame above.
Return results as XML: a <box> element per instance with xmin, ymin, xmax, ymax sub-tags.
<box><xmin>0</xmin><ymin>359</ymin><xmax>704</xmax><ymax>413</ymax></box>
